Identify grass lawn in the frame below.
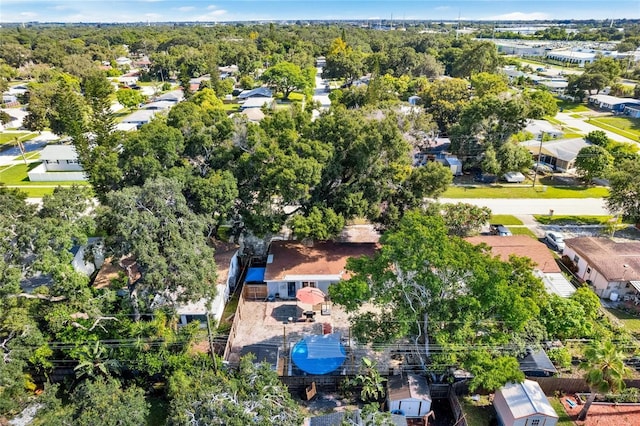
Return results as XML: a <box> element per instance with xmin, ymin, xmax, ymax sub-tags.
<box><xmin>460</xmin><ymin>395</ymin><xmax>492</xmax><ymax>426</ymax></box>
<box><xmin>510</xmin><ymin>227</ymin><xmax>538</xmax><ymax>238</ymax></box>
<box><xmin>555</xmin><ymin>99</ymin><xmax>591</xmax><ymax>113</ymax></box>
<box><xmin>0</xmin><ymin>163</ymin><xmax>89</xmax><ymax>187</ymax></box>
<box><xmin>0</xmin><ymin>131</ymin><xmax>37</xmax><ymax>146</ymax></box>
<box><xmin>444</xmin><ymin>185</ymin><xmax>609</xmax><ymax>199</ymax></box>
<box><xmin>545</xmin><ymin>116</ymin><xmax>563</xmax><ymax>125</ymax></box>
<box><xmin>588</xmin><ymin>117</ymin><xmax>640</xmax><ymax>141</ymax></box>
<box><xmin>549</xmin><ymin>397</ymin><xmax>574</xmax><ymax>426</ymax></box>
<box><xmin>560</xmin><ymin>132</ymin><xmax>584</xmax><ymax>139</ymax></box>
<box><xmin>604</xmin><ymin>308</ymin><xmax>640</xmax><ymax>334</ymax></box>
<box><xmin>490</xmin><ymin>215</ymin><xmax>523</xmax><ymax>225</ymax></box>
<box><xmin>534</xmin><ymin>215</ymin><xmax>614</xmax><ymax>225</ymax></box>
<box><xmin>221</xmin><ymin>102</ymin><xmax>240</xmax><ymax>112</ymax></box>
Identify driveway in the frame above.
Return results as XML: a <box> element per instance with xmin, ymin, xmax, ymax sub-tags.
<box><xmin>556</xmin><ymin>112</ymin><xmax>638</xmax><ymax>145</ymax></box>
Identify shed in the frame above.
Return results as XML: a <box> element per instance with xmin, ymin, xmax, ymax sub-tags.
<box><xmin>387</xmin><ymin>374</ymin><xmax>432</xmax><ymax>418</ymax></box>
<box><xmin>435</xmin><ymin>155</ymin><xmax>463</xmax><ymax>176</ymax></box>
<box><xmin>493</xmin><ymin>380</ymin><xmax>558</xmax><ymax>426</ymax></box>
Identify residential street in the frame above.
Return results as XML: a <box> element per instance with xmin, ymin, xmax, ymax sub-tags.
<box><xmin>556</xmin><ymin>112</ymin><xmax>639</xmax><ymax>146</ymax></box>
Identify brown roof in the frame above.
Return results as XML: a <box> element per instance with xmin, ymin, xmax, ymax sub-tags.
<box><xmin>387</xmin><ymin>374</ymin><xmax>431</xmax><ymax>402</ymax></box>
<box><xmin>564</xmin><ymin>237</ymin><xmax>640</xmax><ymax>281</ymax></box>
<box><xmin>465</xmin><ymin>235</ymin><xmax>561</xmax><ymax>273</ymax></box>
<box><xmin>264</xmin><ymin>241</ymin><xmax>378</xmax><ymax>281</ymax></box>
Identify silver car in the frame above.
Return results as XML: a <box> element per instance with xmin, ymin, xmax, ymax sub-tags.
<box><xmin>545</xmin><ymin>231</ymin><xmax>565</xmax><ymax>252</ymax></box>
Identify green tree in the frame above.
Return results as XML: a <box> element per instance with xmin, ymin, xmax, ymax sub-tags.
<box><xmin>465</xmin><ymin>351</ymin><xmax>525</xmax><ymax>392</ymax></box>
<box><xmin>260</xmin><ymin>61</ymin><xmax>308</xmax><ymax>99</ymax></box>
<box><xmin>49</xmin><ymin>81</ymin><xmax>87</xmax><ymax>138</ymax></box>
<box><xmin>428</xmin><ymin>202</ymin><xmax>492</xmax><ymax>237</ymax></box>
<box><xmin>97</xmin><ymin>178</ymin><xmax>217</xmax><ymax>321</ymax></box>
<box><xmin>420</xmin><ymin>78</ymin><xmax>470</xmax><ymax>131</ymax></box>
<box><xmin>585</xmin><ymin>130</ymin><xmax>610</xmax><ymax>146</ymax></box>
<box><xmin>575</xmin><ymin>145</ymin><xmax>613</xmax><ymax>183</ymax></box>
<box><xmin>452</xmin><ymin>42</ymin><xmax>501</xmax><ymax>78</ymax></box>
<box><xmin>353</xmin><ymin>357</ymin><xmax>386</xmax><ymax>402</ymax></box>
<box><xmin>606</xmin><ymin>158</ymin><xmax>640</xmax><ymax>224</ymax></box>
<box><xmin>289</xmin><ymin>206</ymin><xmax>345</xmax><ymax>241</ymax></box>
<box><xmin>481</xmin><ymin>145</ymin><xmax>501</xmax><ymax>175</ymax></box>
<box><xmin>496</xmin><ymin>141</ymin><xmax>534</xmax><ymax>173</ymax></box>
<box><xmin>523</xmin><ymin>89</ymin><xmax>559</xmax><ymax>119</ymax></box>
<box><xmin>578</xmin><ymin>340</ymin><xmax>631</xmax><ymax>421</ymax></box>
<box><xmin>115</xmin><ymin>88</ymin><xmax>146</xmax><ymax>108</ymax></box>
<box><xmin>167</xmin><ymin>355</ymin><xmax>303</xmax><ymax>425</ymax></box>
<box><xmin>470</xmin><ymin>72</ymin><xmax>508</xmax><ymax>98</ymax></box>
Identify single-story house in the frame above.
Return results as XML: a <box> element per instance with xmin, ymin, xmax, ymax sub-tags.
<box><xmin>7</xmin><ymin>84</ymin><xmax>28</xmax><ymax>96</ymax></box>
<box><xmin>466</xmin><ymin>236</ymin><xmax>576</xmax><ymax>298</ymax></box>
<box><xmin>121</xmin><ymin>109</ymin><xmax>157</xmax><ymax>128</ymax></box>
<box><xmin>387</xmin><ymin>374</ymin><xmax>432</xmax><ymax>418</ymax></box>
<box><xmin>309</xmin><ymin>410</ymin><xmax>407</xmax><ymax>426</ymax></box>
<box><xmin>239</xmin><ymin>97</ymin><xmax>274</xmax><ymax>111</ymax></box>
<box><xmin>2</xmin><ymin>93</ymin><xmax>18</xmax><ymax>104</ymax></box>
<box><xmin>521</xmin><ymin>138</ymin><xmax>589</xmax><ymax>172</ymax></box>
<box><xmin>518</xmin><ymin>349</ymin><xmax>558</xmax><ymax>377</ymax></box>
<box><xmin>142</xmin><ymin>100</ymin><xmax>175</xmax><ymax>111</ymax></box>
<box><xmin>524</xmin><ymin>119</ymin><xmax>564</xmax><ymax>140</ymax></box>
<box><xmin>623</xmin><ymin>104</ymin><xmax>640</xmax><ymax>118</ymax></box>
<box><xmin>494</xmin><ymin>380</ymin><xmax>558</xmax><ymax>426</ymax></box>
<box><xmin>115</xmin><ymin>56</ymin><xmax>132</xmax><ymax>67</ymax></box>
<box><xmin>588</xmin><ymin>94</ymin><xmax>640</xmax><ymax>112</ymax></box>
<box><xmin>218</xmin><ymin>65</ymin><xmax>239</xmax><ymax>79</ymax></box>
<box><xmin>156</xmin><ymin>90</ymin><xmax>184</xmax><ymax>104</ymax></box>
<box><xmin>115</xmin><ymin>122</ymin><xmax>138</xmax><ymax>132</ymax></box>
<box><xmin>536</xmin><ymin>79</ymin><xmax>568</xmax><ymax>94</ymax></box>
<box><xmin>258</xmin><ymin>241</ymin><xmax>377</xmax><ymax>299</ymax></box>
<box><xmin>28</xmin><ymin>145</ymin><xmax>87</xmax><ymax>182</ymax></box>
<box><xmin>175</xmin><ymin>242</ymin><xmax>239</xmax><ymax>326</ymax></box>
<box><xmin>435</xmin><ymin>154</ymin><xmax>463</xmax><ymax>176</ymax></box>
<box><xmin>237</xmin><ymin>87</ymin><xmax>273</xmax><ymax>100</ymax></box>
<box><xmin>563</xmin><ymin>237</ymin><xmax>640</xmax><ymax>299</ymax></box>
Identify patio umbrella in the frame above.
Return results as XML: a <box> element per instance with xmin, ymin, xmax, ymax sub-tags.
<box><xmin>296</xmin><ymin>287</ymin><xmax>326</xmax><ymax>306</ymax></box>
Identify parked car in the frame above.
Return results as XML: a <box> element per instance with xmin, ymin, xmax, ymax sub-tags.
<box><xmin>545</xmin><ymin>231</ymin><xmax>565</xmax><ymax>251</ymax></box>
<box><xmin>532</xmin><ymin>162</ymin><xmax>553</xmax><ymax>175</ymax></box>
<box><xmin>474</xmin><ymin>174</ymin><xmax>498</xmax><ymax>184</ymax></box>
<box><xmin>490</xmin><ymin>224</ymin><xmax>512</xmax><ymax>236</ymax></box>
<box><xmin>503</xmin><ymin>171</ymin><xmax>526</xmax><ymax>183</ymax></box>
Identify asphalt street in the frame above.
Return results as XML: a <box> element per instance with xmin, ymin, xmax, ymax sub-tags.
<box><xmin>556</xmin><ymin>112</ymin><xmax>638</xmax><ymax>146</ymax></box>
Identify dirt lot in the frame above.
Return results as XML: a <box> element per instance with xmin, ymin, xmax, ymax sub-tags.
<box><xmin>561</xmin><ymin>398</ymin><xmax>640</xmax><ymax>426</ymax></box>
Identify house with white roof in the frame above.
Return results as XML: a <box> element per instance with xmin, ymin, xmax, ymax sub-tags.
<box><xmin>239</xmin><ymin>97</ymin><xmax>274</xmax><ymax>111</ymax></box>
<box><xmin>524</xmin><ymin>119</ymin><xmax>564</xmax><ymax>140</ymax></box>
<box><xmin>155</xmin><ymin>90</ymin><xmax>184</xmax><ymax>104</ymax></box>
<box><xmin>142</xmin><ymin>100</ymin><xmax>175</xmax><ymax>111</ymax></box>
<box><xmin>27</xmin><ymin>145</ymin><xmax>87</xmax><ymax>182</ymax></box>
<box><xmin>521</xmin><ymin>138</ymin><xmax>589</xmax><ymax>172</ymax></box>
<box><xmin>588</xmin><ymin>94</ymin><xmax>640</xmax><ymax>113</ymax></box>
<box><xmin>493</xmin><ymin>380</ymin><xmax>558</xmax><ymax>426</ymax></box>
<box><xmin>121</xmin><ymin>109</ymin><xmax>157</xmax><ymax>128</ymax></box>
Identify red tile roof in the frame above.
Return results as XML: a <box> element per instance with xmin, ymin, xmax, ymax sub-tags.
<box><xmin>264</xmin><ymin>241</ymin><xmax>378</xmax><ymax>281</ymax></box>
<box><xmin>564</xmin><ymin>237</ymin><xmax>640</xmax><ymax>281</ymax></box>
<box><xmin>465</xmin><ymin>235</ymin><xmax>561</xmax><ymax>273</ymax></box>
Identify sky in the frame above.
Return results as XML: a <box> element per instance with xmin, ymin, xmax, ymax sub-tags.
<box><xmin>1</xmin><ymin>0</ymin><xmax>639</xmax><ymax>23</ymax></box>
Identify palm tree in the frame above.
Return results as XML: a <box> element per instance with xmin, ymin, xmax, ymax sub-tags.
<box><xmin>578</xmin><ymin>340</ymin><xmax>631</xmax><ymax>421</ymax></box>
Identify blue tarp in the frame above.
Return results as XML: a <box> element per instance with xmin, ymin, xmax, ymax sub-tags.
<box><xmin>292</xmin><ymin>334</ymin><xmax>346</xmax><ymax>375</ymax></box>
<box><xmin>245</xmin><ymin>267</ymin><xmax>266</xmax><ymax>283</ymax></box>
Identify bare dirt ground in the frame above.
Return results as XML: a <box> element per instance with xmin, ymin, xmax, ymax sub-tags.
<box><xmin>561</xmin><ymin>398</ymin><xmax>640</xmax><ymax>426</ymax></box>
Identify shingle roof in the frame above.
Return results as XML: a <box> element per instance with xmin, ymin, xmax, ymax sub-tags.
<box><xmin>465</xmin><ymin>235</ymin><xmax>561</xmax><ymax>273</ymax></box>
<box><xmin>387</xmin><ymin>374</ymin><xmax>431</xmax><ymax>402</ymax></box>
<box><xmin>264</xmin><ymin>241</ymin><xmax>377</xmax><ymax>281</ymax></box>
<box><xmin>564</xmin><ymin>237</ymin><xmax>640</xmax><ymax>281</ymax></box>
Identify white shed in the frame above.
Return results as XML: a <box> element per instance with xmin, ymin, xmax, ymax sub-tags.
<box><xmin>493</xmin><ymin>380</ymin><xmax>558</xmax><ymax>426</ymax></box>
<box><xmin>387</xmin><ymin>374</ymin><xmax>432</xmax><ymax>418</ymax></box>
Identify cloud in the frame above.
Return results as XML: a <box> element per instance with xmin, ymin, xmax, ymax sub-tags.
<box><xmin>177</xmin><ymin>6</ymin><xmax>195</xmax><ymax>12</ymax></box>
<box><xmin>191</xmin><ymin>8</ymin><xmax>228</xmax><ymax>21</ymax></box>
<box><xmin>207</xmin><ymin>5</ymin><xmax>219</xmax><ymax>10</ymax></box>
<box><xmin>487</xmin><ymin>12</ymin><xmax>551</xmax><ymax>21</ymax></box>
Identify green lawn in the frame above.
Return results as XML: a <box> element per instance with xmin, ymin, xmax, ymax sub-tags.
<box><xmin>534</xmin><ymin>215</ymin><xmax>614</xmax><ymax>225</ymax></box>
<box><xmin>545</xmin><ymin>116</ymin><xmax>563</xmax><ymax>125</ymax></box>
<box><xmin>560</xmin><ymin>132</ymin><xmax>584</xmax><ymax>139</ymax></box>
<box><xmin>604</xmin><ymin>308</ymin><xmax>640</xmax><ymax>334</ymax></box>
<box><xmin>588</xmin><ymin>117</ymin><xmax>640</xmax><ymax>142</ymax></box>
<box><xmin>490</xmin><ymin>215</ymin><xmax>523</xmax><ymax>225</ymax></box>
<box><xmin>221</xmin><ymin>102</ymin><xmax>240</xmax><ymax>112</ymax></box>
<box><xmin>549</xmin><ymin>397</ymin><xmax>574</xmax><ymax>426</ymax></box>
<box><xmin>460</xmin><ymin>396</ymin><xmax>492</xmax><ymax>426</ymax></box>
<box><xmin>0</xmin><ymin>163</ymin><xmax>89</xmax><ymax>186</ymax></box>
<box><xmin>444</xmin><ymin>185</ymin><xmax>609</xmax><ymax>199</ymax></box>
<box><xmin>509</xmin><ymin>227</ymin><xmax>538</xmax><ymax>238</ymax></box>
<box><xmin>555</xmin><ymin>99</ymin><xmax>591</xmax><ymax>113</ymax></box>
<box><xmin>0</xmin><ymin>131</ymin><xmax>37</xmax><ymax>145</ymax></box>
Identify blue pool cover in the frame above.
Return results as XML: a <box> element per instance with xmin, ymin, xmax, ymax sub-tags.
<box><xmin>291</xmin><ymin>334</ymin><xmax>346</xmax><ymax>375</ymax></box>
<box><xmin>245</xmin><ymin>267</ymin><xmax>266</xmax><ymax>283</ymax></box>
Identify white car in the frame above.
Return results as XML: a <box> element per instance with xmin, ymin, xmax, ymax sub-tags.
<box><xmin>545</xmin><ymin>231</ymin><xmax>565</xmax><ymax>252</ymax></box>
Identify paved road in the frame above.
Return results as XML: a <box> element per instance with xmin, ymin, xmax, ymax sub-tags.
<box><xmin>556</xmin><ymin>112</ymin><xmax>638</xmax><ymax>145</ymax></box>
<box><xmin>440</xmin><ymin>197</ymin><xmax>610</xmax><ymax>216</ymax></box>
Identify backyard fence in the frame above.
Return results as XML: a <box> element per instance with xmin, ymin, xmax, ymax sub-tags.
<box><xmin>222</xmin><ymin>291</ymin><xmax>248</xmax><ymax>361</ymax></box>
<box><xmin>528</xmin><ymin>376</ymin><xmax>640</xmax><ymax>395</ymax></box>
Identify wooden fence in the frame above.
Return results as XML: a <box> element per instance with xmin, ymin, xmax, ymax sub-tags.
<box><xmin>528</xmin><ymin>377</ymin><xmax>640</xmax><ymax>395</ymax></box>
<box><xmin>222</xmin><ymin>291</ymin><xmax>248</xmax><ymax>361</ymax></box>
<box><xmin>243</xmin><ymin>284</ymin><xmax>268</xmax><ymax>300</ymax></box>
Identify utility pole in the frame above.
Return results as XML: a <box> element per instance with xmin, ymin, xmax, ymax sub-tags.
<box><xmin>532</xmin><ymin>131</ymin><xmax>544</xmax><ymax>188</ymax></box>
